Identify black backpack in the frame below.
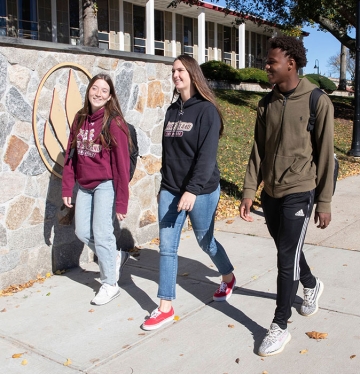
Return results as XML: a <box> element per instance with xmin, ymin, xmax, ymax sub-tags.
<box><xmin>263</xmin><ymin>87</ymin><xmax>338</xmax><ymax>194</ymax></box>
<box><xmin>68</xmin><ymin>117</ymin><xmax>139</xmax><ymax>181</ymax></box>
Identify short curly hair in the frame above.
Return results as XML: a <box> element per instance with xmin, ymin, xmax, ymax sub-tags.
<box><xmin>268</xmin><ymin>36</ymin><xmax>307</xmax><ymax>69</ymax></box>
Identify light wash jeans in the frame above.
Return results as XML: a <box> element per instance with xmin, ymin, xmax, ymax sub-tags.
<box><xmin>157</xmin><ymin>184</ymin><xmax>234</xmax><ymax>300</ymax></box>
<box><xmin>75</xmin><ymin>180</ymin><xmax>117</xmax><ymax>285</ymax></box>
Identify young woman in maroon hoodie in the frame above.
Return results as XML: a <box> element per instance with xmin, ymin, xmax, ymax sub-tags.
<box><xmin>62</xmin><ymin>73</ymin><xmax>131</xmax><ymax>305</ymax></box>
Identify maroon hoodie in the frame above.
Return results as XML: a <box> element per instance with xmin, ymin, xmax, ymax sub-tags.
<box><xmin>62</xmin><ymin>107</ymin><xmax>130</xmax><ymax>214</ymax></box>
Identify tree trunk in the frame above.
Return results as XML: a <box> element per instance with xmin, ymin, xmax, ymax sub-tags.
<box><xmin>83</xmin><ymin>1</ymin><xmax>98</xmax><ymax>47</ymax></box>
<box><xmin>339</xmin><ymin>44</ymin><xmax>347</xmax><ymax>91</ymax></box>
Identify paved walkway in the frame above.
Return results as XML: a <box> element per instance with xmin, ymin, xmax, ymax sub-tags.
<box><xmin>1</xmin><ymin>176</ymin><xmax>360</xmax><ymax>374</ymax></box>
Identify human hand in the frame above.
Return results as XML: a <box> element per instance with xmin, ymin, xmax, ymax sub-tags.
<box><xmin>239</xmin><ymin>198</ymin><xmax>254</xmax><ymax>222</ymax></box>
<box><xmin>117</xmin><ymin>213</ymin><xmax>126</xmax><ymax>221</ymax></box>
<box><xmin>62</xmin><ymin>197</ymin><xmax>73</xmax><ymax>208</ymax></box>
<box><xmin>177</xmin><ymin>191</ymin><xmax>196</xmax><ymax>212</ymax></box>
<box><xmin>314</xmin><ymin>211</ymin><xmax>331</xmax><ymax>229</ymax></box>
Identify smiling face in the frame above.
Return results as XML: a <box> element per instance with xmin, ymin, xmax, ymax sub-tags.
<box><xmin>172</xmin><ymin>59</ymin><xmax>194</xmax><ymax>98</ymax></box>
<box><xmin>265</xmin><ymin>48</ymin><xmax>296</xmax><ymax>89</ymax></box>
<box><xmin>88</xmin><ymin>79</ymin><xmax>111</xmax><ymax>113</ymax></box>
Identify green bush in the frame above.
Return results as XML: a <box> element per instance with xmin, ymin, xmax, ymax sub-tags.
<box><xmin>304</xmin><ymin>74</ymin><xmax>337</xmax><ymax>93</ymax></box>
<box><xmin>237</xmin><ymin>68</ymin><xmax>269</xmax><ymax>85</ymax></box>
<box><xmin>300</xmin><ymin>75</ymin><xmax>319</xmax><ymax>86</ymax></box>
<box><xmin>200</xmin><ymin>60</ymin><xmax>240</xmax><ymax>83</ymax></box>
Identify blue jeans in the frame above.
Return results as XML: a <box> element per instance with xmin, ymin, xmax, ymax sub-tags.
<box><xmin>157</xmin><ymin>185</ymin><xmax>234</xmax><ymax>300</ymax></box>
<box><xmin>75</xmin><ymin>180</ymin><xmax>117</xmax><ymax>285</ymax></box>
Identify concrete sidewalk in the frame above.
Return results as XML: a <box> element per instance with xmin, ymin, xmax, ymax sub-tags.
<box><xmin>1</xmin><ymin>176</ymin><xmax>360</xmax><ymax>374</ymax></box>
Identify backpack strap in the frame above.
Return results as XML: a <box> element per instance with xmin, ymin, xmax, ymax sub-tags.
<box><xmin>263</xmin><ymin>90</ymin><xmax>273</xmax><ymax>121</ymax></box>
<box><xmin>307</xmin><ymin>87</ymin><xmax>324</xmax><ymax>132</ymax></box>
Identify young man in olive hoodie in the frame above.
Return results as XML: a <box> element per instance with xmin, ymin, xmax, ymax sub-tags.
<box><xmin>240</xmin><ymin>36</ymin><xmax>334</xmax><ymax>356</ymax></box>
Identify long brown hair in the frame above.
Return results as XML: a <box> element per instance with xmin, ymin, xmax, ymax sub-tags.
<box><xmin>171</xmin><ymin>55</ymin><xmax>224</xmax><ymax>137</ymax></box>
<box><xmin>71</xmin><ymin>73</ymin><xmax>131</xmax><ymax>150</ymax></box>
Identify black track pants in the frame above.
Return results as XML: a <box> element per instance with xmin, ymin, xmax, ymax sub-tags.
<box><xmin>261</xmin><ymin>189</ymin><xmax>317</xmax><ymax>329</ymax></box>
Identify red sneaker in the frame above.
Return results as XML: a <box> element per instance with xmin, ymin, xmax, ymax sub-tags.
<box><xmin>213</xmin><ymin>275</ymin><xmax>236</xmax><ymax>301</ymax></box>
<box><xmin>142</xmin><ymin>307</ymin><xmax>175</xmax><ymax>331</ymax></box>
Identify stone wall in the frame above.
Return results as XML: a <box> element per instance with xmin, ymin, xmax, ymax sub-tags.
<box><xmin>0</xmin><ymin>38</ymin><xmax>174</xmax><ymax>289</ymax></box>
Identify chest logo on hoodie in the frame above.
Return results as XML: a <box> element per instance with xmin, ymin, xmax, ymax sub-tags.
<box><xmin>77</xmin><ymin>128</ymin><xmax>102</xmax><ymax>158</ymax></box>
<box><xmin>164</xmin><ymin>121</ymin><xmax>193</xmax><ymax>137</ymax></box>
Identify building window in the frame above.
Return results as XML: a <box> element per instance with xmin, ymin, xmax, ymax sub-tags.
<box><xmin>0</xmin><ymin>0</ymin><xmax>6</xmax><ymax>36</ymax></box>
<box><xmin>18</xmin><ymin>0</ymin><xmax>38</xmax><ymax>39</ymax></box>
<box><xmin>133</xmin><ymin>4</ymin><xmax>145</xmax><ymax>53</ymax></box>
<box><xmin>57</xmin><ymin>1</ymin><xmax>69</xmax><ymax>43</ymax></box>
<box><xmin>69</xmin><ymin>0</ymin><xmax>80</xmax><ymax>45</ymax></box>
<box><xmin>183</xmin><ymin>16</ymin><xmax>192</xmax><ymax>46</ymax></box>
<box><xmin>223</xmin><ymin>26</ymin><xmax>231</xmax><ymax>53</ymax></box>
<box><xmin>97</xmin><ymin>0</ymin><xmax>109</xmax><ymax>33</ymax></box>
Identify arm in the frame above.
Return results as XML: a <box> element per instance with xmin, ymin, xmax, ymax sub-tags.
<box><xmin>110</xmin><ymin>119</ymin><xmax>130</xmax><ymax>216</ymax></box>
<box><xmin>62</xmin><ymin>120</ymin><xmax>77</xmax><ymax>202</ymax></box>
<box><xmin>313</xmin><ymin>95</ymin><xmax>334</xmax><ymax>228</ymax></box>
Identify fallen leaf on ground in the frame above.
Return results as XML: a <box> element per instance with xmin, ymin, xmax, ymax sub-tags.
<box><xmin>228</xmin><ymin>324</ymin><xmax>235</xmax><ymax>328</ymax></box>
<box><xmin>235</xmin><ymin>358</ymin><xmax>240</xmax><ymax>363</ymax></box>
<box><xmin>63</xmin><ymin>358</ymin><xmax>72</xmax><ymax>366</ymax></box>
<box><xmin>306</xmin><ymin>331</ymin><xmax>328</xmax><ymax>339</ymax></box>
<box><xmin>262</xmin><ymin>371</ymin><xmax>268</xmax><ymax>374</ymax></box>
<box><xmin>226</xmin><ymin>220</ymin><xmax>234</xmax><ymax>224</ymax></box>
<box><xmin>300</xmin><ymin>349</ymin><xmax>308</xmax><ymax>354</ymax></box>
<box><xmin>173</xmin><ymin>315</ymin><xmax>180</xmax><ymax>321</ymax></box>
<box><xmin>128</xmin><ymin>317</ymin><xmax>134</xmax><ymax>321</ymax></box>
<box><xmin>350</xmin><ymin>355</ymin><xmax>356</xmax><ymax>359</ymax></box>
<box><xmin>12</xmin><ymin>353</ymin><xmax>24</xmax><ymax>358</ymax></box>
<box><xmin>88</xmin><ymin>309</ymin><xmax>95</xmax><ymax>313</ymax></box>
<box><xmin>45</xmin><ymin>272</ymin><xmax>51</xmax><ymax>278</ymax></box>
<box><xmin>138</xmin><ymin>333</ymin><xmax>145</xmax><ymax>336</ymax></box>
<box><xmin>122</xmin><ymin>345</ymin><xmax>130</xmax><ymax>349</ymax></box>
<box><xmin>55</xmin><ymin>269</ymin><xmax>66</xmax><ymax>275</ymax></box>
<box><xmin>150</xmin><ymin>238</ymin><xmax>160</xmax><ymax>245</ymax></box>
<box><xmin>21</xmin><ymin>359</ymin><xmax>28</xmax><ymax>365</ymax></box>
<box><xmin>46</xmin><ymin>292</ymin><xmax>50</xmax><ymax>296</ymax></box>
<box><xmin>1</xmin><ymin>308</ymin><xmax>6</xmax><ymax>312</ymax></box>
<box><xmin>181</xmin><ymin>273</ymin><xmax>189</xmax><ymax>276</ymax></box>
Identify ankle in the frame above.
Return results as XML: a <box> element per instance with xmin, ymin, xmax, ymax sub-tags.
<box><xmin>159</xmin><ymin>300</ymin><xmax>172</xmax><ymax>313</ymax></box>
<box><xmin>222</xmin><ymin>273</ymin><xmax>234</xmax><ymax>284</ymax></box>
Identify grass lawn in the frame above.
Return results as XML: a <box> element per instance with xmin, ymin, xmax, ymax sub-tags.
<box><xmin>215</xmin><ymin>90</ymin><xmax>360</xmax><ymax>219</ymax></box>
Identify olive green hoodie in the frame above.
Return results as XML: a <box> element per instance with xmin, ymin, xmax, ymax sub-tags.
<box><xmin>242</xmin><ymin>78</ymin><xmax>334</xmax><ymax>213</ymax></box>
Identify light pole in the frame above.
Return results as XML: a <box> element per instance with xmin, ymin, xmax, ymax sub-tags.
<box><xmin>314</xmin><ymin>59</ymin><xmax>319</xmax><ymax>75</ymax></box>
<box><xmin>349</xmin><ymin>0</ymin><xmax>360</xmax><ymax>156</ymax></box>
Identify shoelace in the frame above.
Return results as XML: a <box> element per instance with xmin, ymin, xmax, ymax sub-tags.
<box><xmin>216</xmin><ymin>281</ymin><xmax>227</xmax><ymax>294</ymax></box>
<box><xmin>266</xmin><ymin>327</ymin><xmax>284</xmax><ymax>343</ymax></box>
<box><xmin>303</xmin><ymin>287</ymin><xmax>315</xmax><ymax>305</ymax></box>
<box><xmin>150</xmin><ymin>309</ymin><xmax>162</xmax><ymax>318</ymax></box>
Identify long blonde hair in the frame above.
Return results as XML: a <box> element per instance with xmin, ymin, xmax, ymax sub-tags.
<box><xmin>172</xmin><ymin>55</ymin><xmax>224</xmax><ymax>137</ymax></box>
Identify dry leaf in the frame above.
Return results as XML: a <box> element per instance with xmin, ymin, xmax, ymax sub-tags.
<box><xmin>300</xmin><ymin>349</ymin><xmax>308</xmax><ymax>354</ymax></box>
<box><xmin>181</xmin><ymin>272</ymin><xmax>189</xmax><ymax>276</ymax></box>
<box><xmin>46</xmin><ymin>292</ymin><xmax>51</xmax><ymax>296</ymax></box>
<box><xmin>1</xmin><ymin>308</ymin><xmax>6</xmax><ymax>312</ymax></box>
<box><xmin>12</xmin><ymin>353</ymin><xmax>24</xmax><ymax>358</ymax></box>
<box><xmin>21</xmin><ymin>359</ymin><xmax>28</xmax><ymax>365</ymax></box>
<box><xmin>306</xmin><ymin>331</ymin><xmax>328</xmax><ymax>339</ymax></box>
<box><xmin>235</xmin><ymin>358</ymin><xmax>240</xmax><ymax>363</ymax></box>
<box><xmin>63</xmin><ymin>358</ymin><xmax>72</xmax><ymax>366</ymax></box>
<box><xmin>173</xmin><ymin>315</ymin><xmax>180</xmax><ymax>321</ymax></box>
<box><xmin>122</xmin><ymin>345</ymin><xmax>130</xmax><ymax>349</ymax></box>
<box><xmin>138</xmin><ymin>333</ymin><xmax>145</xmax><ymax>336</ymax></box>
<box><xmin>150</xmin><ymin>238</ymin><xmax>160</xmax><ymax>245</ymax></box>
<box><xmin>55</xmin><ymin>269</ymin><xmax>66</xmax><ymax>275</ymax></box>
<box><xmin>88</xmin><ymin>309</ymin><xmax>95</xmax><ymax>313</ymax></box>
<box><xmin>128</xmin><ymin>317</ymin><xmax>134</xmax><ymax>321</ymax></box>
<box><xmin>179</xmin><ymin>354</ymin><xmax>184</xmax><ymax>356</ymax></box>
<box><xmin>262</xmin><ymin>371</ymin><xmax>268</xmax><ymax>374</ymax></box>
<box><xmin>350</xmin><ymin>355</ymin><xmax>356</xmax><ymax>359</ymax></box>
<box><xmin>45</xmin><ymin>272</ymin><xmax>51</xmax><ymax>278</ymax></box>
<box><xmin>228</xmin><ymin>324</ymin><xmax>235</xmax><ymax>328</ymax></box>
<box><xmin>226</xmin><ymin>220</ymin><xmax>234</xmax><ymax>224</ymax></box>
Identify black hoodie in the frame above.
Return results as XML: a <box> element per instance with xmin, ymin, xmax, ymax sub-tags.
<box><xmin>161</xmin><ymin>93</ymin><xmax>221</xmax><ymax>195</ymax></box>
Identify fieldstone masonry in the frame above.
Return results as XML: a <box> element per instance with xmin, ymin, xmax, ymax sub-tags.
<box><xmin>0</xmin><ymin>40</ymin><xmax>173</xmax><ymax>289</ymax></box>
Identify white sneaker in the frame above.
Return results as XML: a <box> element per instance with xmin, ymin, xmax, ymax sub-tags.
<box><xmin>116</xmin><ymin>251</ymin><xmax>130</xmax><ymax>282</ymax></box>
<box><xmin>300</xmin><ymin>277</ymin><xmax>324</xmax><ymax>316</ymax></box>
<box><xmin>258</xmin><ymin>323</ymin><xmax>291</xmax><ymax>357</ymax></box>
<box><xmin>91</xmin><ymin>283</ymin><xmax>120</xmax><ymax>306</ymax></box>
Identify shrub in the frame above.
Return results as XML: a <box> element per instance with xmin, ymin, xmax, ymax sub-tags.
<box><xmin>237</xmin><ymin>68</ymin><xmax>270</xmax><ymax>85</ymax></box>
<box><xmin>304</xmin><ymin>74</ymin><xmax>337</xmax><ymax>93</ymax></box>
<box><xmin>200</xmin><ymin>60</ymin><xmax>240</xmax><ymax>83</ymax></box>
<box><xmin>300</xmin><ymin>75</ymin><xmax>319</xmax><ymax>86</ymax></box>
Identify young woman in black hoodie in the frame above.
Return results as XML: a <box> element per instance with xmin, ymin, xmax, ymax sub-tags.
<box><xmin>142</xmin><ymin>55</ymin><xmax>235</xmax><ymax>331</ymax></box>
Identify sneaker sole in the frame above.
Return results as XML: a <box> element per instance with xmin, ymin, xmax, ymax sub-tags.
<box><xmin>258</xmin><ymin>333</ymin><xmax>292</xmax><ymax>357</ymax></box>
<box><xmin>90</xmin><ymin>289</ymin><xmax>121</xmax><ymax>306</ymax></box>
<box><xmin>141</xmin><ymin>315</ymin><xmax>175</xmax><ymax>331</ymax></box>
<box><xmin>213</xmin><ymin>279</ymin><xmax>236</xmax><ymax>302</ymax></box>
<box><xmin>300</xmin><ymin>280</ymin><xmax>324</xmax><ymax>317</ymax></box>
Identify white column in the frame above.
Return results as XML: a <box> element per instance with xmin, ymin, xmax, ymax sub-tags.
<box><xmin>172</xmin><ymin>12</ymin><xmax>176</xmax><ymax>57</ymax></box>
<box><xmin>51</xmin><ymin>0</ymin><xmax>57</xmax><ymax>42</ymax></box>
<box><xmin>248</xmin><ymin>31</ymin><xmax>252</xmax><ymax>67</ymax></box>
<box><xmin>214</xmin><ymin>23</ymin><xmax>218</xmax><ymax>60</ymax></box>
<box><xmin>119</xmin><ymin>0</ymin><xmax>124</xmax><ymax>50</ymax></box>
<box><xmin>146</xmin><ymin>0</ymin><xmax>155</xmax><ymax>55</ymax></box>
<box><xmin>197</xmin><ymin>10</ymin><xmax>205</xmax><ymax>64</ymax></box>
<box><xmin>238</xmin><ymin>23</ymin><xmax>245</xmax><ymax>68</ymax></box>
